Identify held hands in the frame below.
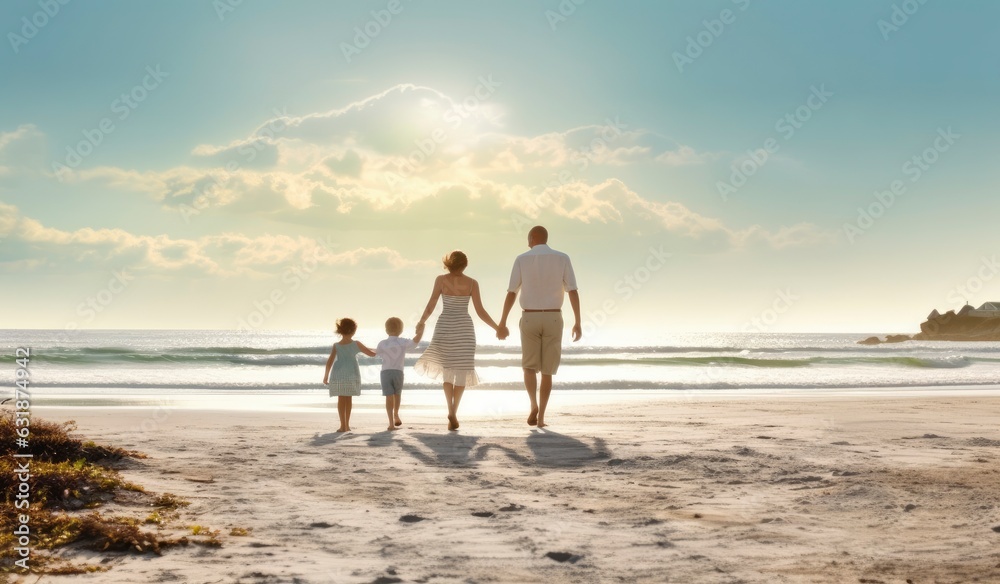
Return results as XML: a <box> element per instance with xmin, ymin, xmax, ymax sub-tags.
<box><xmin>496</xmin><ymin>325</ymin><xmax>509</xmax><ymax>340</ymax></box>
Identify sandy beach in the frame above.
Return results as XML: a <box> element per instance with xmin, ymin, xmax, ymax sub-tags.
<box><xmin>16</xmin><ymin>389</ymin><xmax>1000</xmax><ymax>583</ymax></box>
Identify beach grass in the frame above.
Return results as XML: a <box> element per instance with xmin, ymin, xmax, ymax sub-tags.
<box><xmin>0</xmin><ymin>413</ymin><xmax>205</xmax><ymax>575</ymax></box>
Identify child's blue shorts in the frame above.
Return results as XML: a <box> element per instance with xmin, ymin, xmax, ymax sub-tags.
<box><xmin>380</xmin><ymin>369</ymin><xmax>404</xmax><ymax>396</ymax></box>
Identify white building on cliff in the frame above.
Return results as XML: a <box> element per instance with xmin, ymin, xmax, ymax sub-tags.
<box><xmin>968</xmin><ymin>302</ymin><xmax>1000</xmax><ymax>318</ymax></box>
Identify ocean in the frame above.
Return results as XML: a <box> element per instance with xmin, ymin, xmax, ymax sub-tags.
<box><xmin>2</xmin><ymin>329</ymin><xmax>999</xmax><ymax>395</ymax></box>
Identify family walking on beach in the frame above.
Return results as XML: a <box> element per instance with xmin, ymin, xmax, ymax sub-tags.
<box><xmin>322</xmin><ymin>226</ymin><xmax>582</xmax><ymax>433</ymax></box>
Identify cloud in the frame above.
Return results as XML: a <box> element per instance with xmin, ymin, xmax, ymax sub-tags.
<box><xmin>43</xmin><ymin>84</ymin><xmax>829</xmax><ymax>251</ymax></box>
<box><xmin>0</xmin><ymin>202</ymin><xmax>18</xmax><ymax>238</ymax></box>
<box><xmin>0</xmin><ymin>202</ymin><xmax>432</xmax><ymax>275</ymax></box>
<box><xmin>498</xmin><ymin>179</ymin><xmax>837</xmax><ymax>250</ymax></box>
<box><xmin>0</xmin><ymin>124</ymin><xmax>47</xmax><ymax>179</ymax></box>
<box><xmin>656</xmin><ymin>145</ymin><xmax>719</xmax><ymax>166</ymax></box>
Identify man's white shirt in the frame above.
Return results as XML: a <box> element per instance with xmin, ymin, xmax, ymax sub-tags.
<box><xmin>507</xmin><ymin>244</ymin><xmax>578</xmax><ymax>310</ymax></box>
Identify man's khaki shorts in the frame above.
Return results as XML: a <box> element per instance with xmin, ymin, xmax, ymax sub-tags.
<box><xmin>519</xmin><ymin>312</ymin><xmax>563</xmax><ymax>375</ymax></box>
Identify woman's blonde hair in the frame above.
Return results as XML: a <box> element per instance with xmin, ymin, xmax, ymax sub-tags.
<box><xmin>442</xmin><ymin>250</ymin><xmax>468</xmax><ymax>273</ymax></box>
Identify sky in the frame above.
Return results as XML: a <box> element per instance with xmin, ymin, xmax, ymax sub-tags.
<box><xmin>1</xmin><ymin>0</ymin><xmax>999</xmax><ymax>338</ymax></box>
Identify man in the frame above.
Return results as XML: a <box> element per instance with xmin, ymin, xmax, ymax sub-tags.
<box><xmin>498</xmin><ymin>226</ymin><xmax>581</xmax><ymax>428</ymax></box>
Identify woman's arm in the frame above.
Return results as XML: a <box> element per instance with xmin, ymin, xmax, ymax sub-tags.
<box><xmin>471</xmin><ymin>280</ymin><xmax>499</xmax><ymax>331</ymax></box>
<box><xmin>356</xmin><ymin>341</ymin><xmax>377</xmax><ymax>358</ymax></box>
<box><xmin>418</xmin><ymin>276</ymin><xmax>443</xmax><ymax>326</ymax></box>
<box><xmin>322</xmin><ymin>345</ymin><xmax>337</xmax><ymax>383</ymax></box>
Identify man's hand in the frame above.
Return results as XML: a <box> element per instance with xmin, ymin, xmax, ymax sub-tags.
<box><xmin>567</xmin><ymin>290</ymin><xmax>582</xmax><ymax>342</ymax></box>
<box><xmin>496</xmin><ymin>325</ymin><xmax>509</xmax><ymax>340</ymax></box>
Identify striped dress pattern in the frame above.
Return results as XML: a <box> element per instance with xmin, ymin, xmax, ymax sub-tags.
<box><xmin>414</xmin><ymin>295</ymin><xmax>480</xmax><ymax>387</ymax></box>
<box><xmin>328</xmin><ymin>341</ymin><xmax>362</xmax><ymax>397</ymax></box>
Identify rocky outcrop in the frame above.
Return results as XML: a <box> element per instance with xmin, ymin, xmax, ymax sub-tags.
<box><xmin>858</xmin><ymin>334</ymin><xmax>913</xmax><ymax>345</ymax></box>
<box><xmin>859</xmin><ymin>307</ymin><xmax>1000</xmax><ymax>344</ymax></box>
<box><xmin>914</xmin><ymin>308</ymin><xmax>1000</xmax><ymax>341</ymax></box>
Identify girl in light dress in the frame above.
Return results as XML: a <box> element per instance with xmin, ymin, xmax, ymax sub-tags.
<box><xmin>323</xmin><ymin>318</ymin><xmax>376</xmax><ymax>432</ymax></box>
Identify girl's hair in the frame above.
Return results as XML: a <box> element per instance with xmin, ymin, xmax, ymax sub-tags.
<box><xmin>335</xmin><ymin>318</ymin><xmax>358</xmax><ymax>336</ymax></box>
<box><xmin>442</xmin><ymin>250</ymin><xmax>468</xmax><ymax>273</ymax></box>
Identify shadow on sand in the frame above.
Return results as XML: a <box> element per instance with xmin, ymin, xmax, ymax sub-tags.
<box><xmin>350</xmin><ymin>429</ymin><xmax>611</xmax><ymax>469</ymax></box>
<box><xmin>397</xmin><ymin>432</ymin><xmax>482</xmax><ymax>466</ymax></box>
<box><xmin>524</xmin><ymin>429</ymin><xmax>610</xmax><ymax>467</ymax></box>
<box><xmin>309</xmin><ymin>431</ymin><xmax>361</xmax><ymax>446</ymax></box>
<box><xmin>309</xmin><ymin>426</ymin><xmax>611</xmax><ymax>469</ymax></box>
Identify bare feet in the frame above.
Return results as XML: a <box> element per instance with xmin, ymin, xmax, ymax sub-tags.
<box><xmin>394</xmin><ymin>417</ymin><xmax>402</xmax><ymax>427</ymax></box>
<box><xmin>448</xmin><ymin>415</ymin><xmax>459</xmax><ymax>431</ymax></box>
<box><xmin>337</xmin><ymin>426</ymin><xmax>349</xmax><ymax>433</ymax></box>
<box><xmin>387</xmin><ymin>424</ymin><xmax>396</xmax><ymax>431</ymax></box>
<box><xmin>527</xmin><ymin>408</ymin><xmax>538</xmax><ymax>426</ymax></box>
<box><xmin>536</xmin><ymin>416</ymin><xmax>546</xmax><ymax>428</ymax></box>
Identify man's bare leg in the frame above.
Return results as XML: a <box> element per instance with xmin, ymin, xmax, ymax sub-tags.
<box><xmin>536</xmin><ymin>374</ymin><xmax>553</xmax><ymax>428</ymax></box>
<box><xmin>524</xmin><ymin>368</ymin><xmax>538</xmax><ymax>425</ymax></box>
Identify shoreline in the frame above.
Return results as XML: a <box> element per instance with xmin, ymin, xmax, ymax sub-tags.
<box><xmin>26</xmin><ymin>385</ymin><xmax>1000</xmax><ymax>412</ymax></box>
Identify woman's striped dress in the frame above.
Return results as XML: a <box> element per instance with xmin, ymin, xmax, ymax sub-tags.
<box><xmin>414</xmin><ymin>295</ymin><xmax>480</xmax><ymax>387</ymax></box>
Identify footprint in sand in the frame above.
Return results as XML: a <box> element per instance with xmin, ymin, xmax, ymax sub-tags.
<box><xmin>545</xmin><ymin>551</ymin><xmax>583</xmax><ymax>563</ymax></box>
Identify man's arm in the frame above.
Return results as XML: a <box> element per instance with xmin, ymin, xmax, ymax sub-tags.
<box><xmin>499</xmin><ymin>259</ymin><xmax>521</xmax><ymax>340</ymax></box>
<box><xmin>568</xmin><ymin>289</ymin><xmax>582</xmax><ymax>342</ymax></box>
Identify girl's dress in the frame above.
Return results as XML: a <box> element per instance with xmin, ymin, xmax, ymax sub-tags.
<box><xmin>415</xmin><ymin>295</ymin><xmax>480</xmax><ymax>387</ymax></box>
<box><xmin>328</xmin><ymin>341</ymin><xmax>362</xmax><ymax>397</ymax></box>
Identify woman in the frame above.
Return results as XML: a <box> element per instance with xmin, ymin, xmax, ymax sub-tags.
<box><xmin>415</xmin><ymin>250</ymin><xmax>502</xmax><ymax>430</ymax></box>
